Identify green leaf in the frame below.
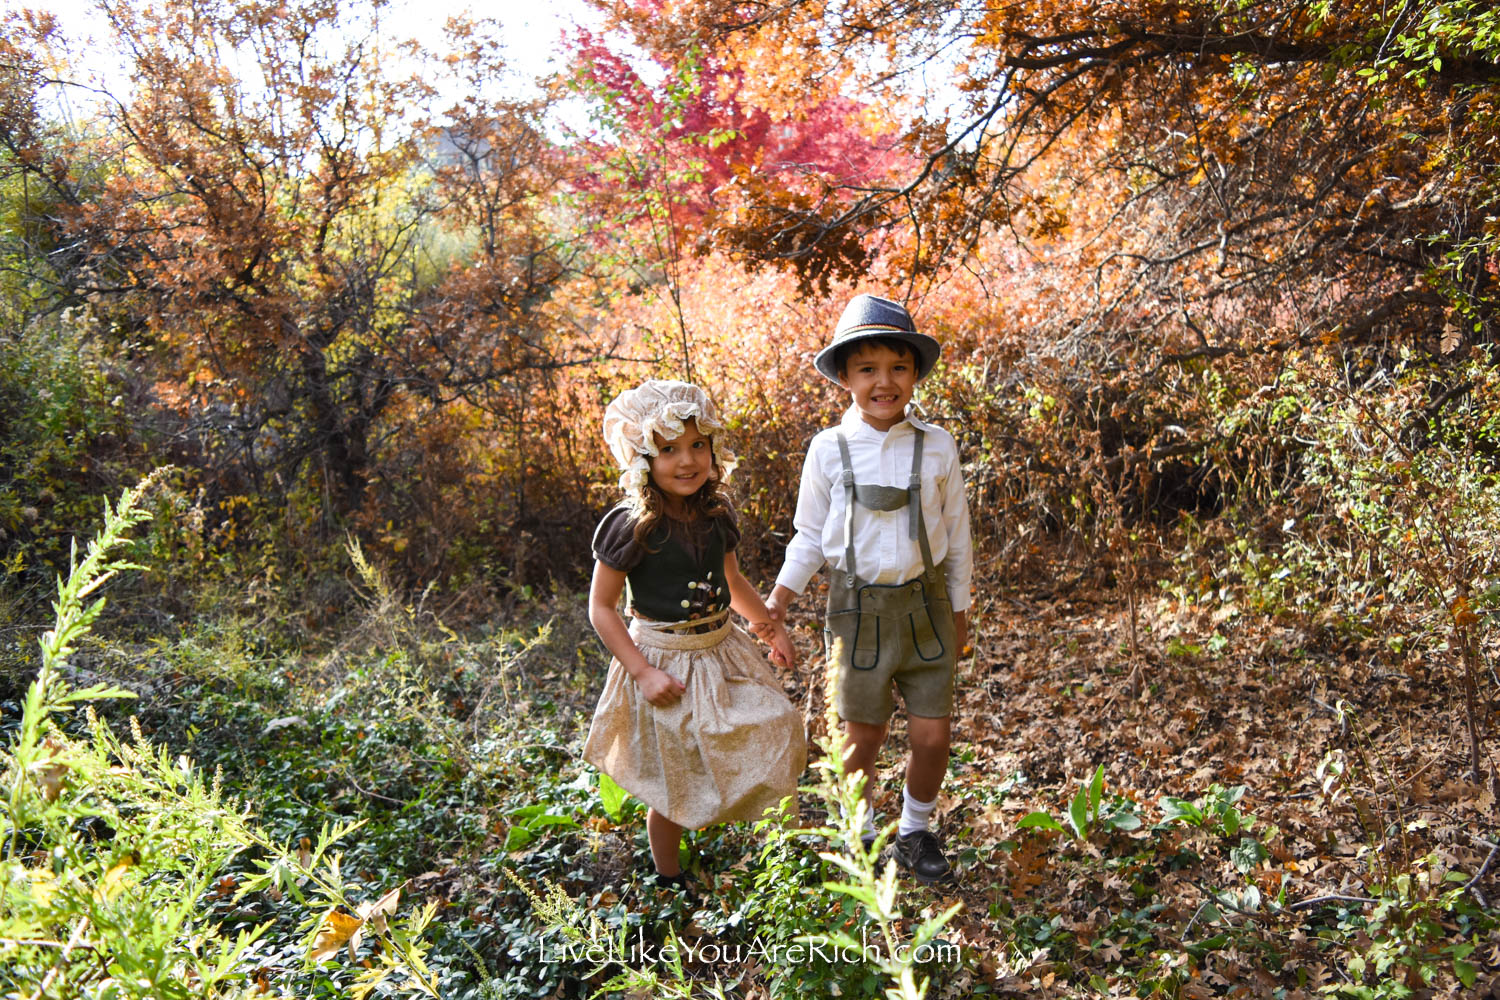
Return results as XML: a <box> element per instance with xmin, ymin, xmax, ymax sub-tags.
<box><xmin>1017</xmin><ymin>811</ymin><xmax>1064</xmax><ymax>833</ymax></box>
<box><xmin>797</xmin><ymin>930</ymin><xmax>863</xmax><ymax>954</ymax></box>
<box><xmin>1160</xmin><ymin>796</ymin><xmax>1205</xmax><ymax>826</ymax></box>
<box><xmin>524</xmin><ymin>814</ymin><xmax>578</xmax><ymax>832</ymax></box>
<box><xmin>820</xmin><ymin>881</ymin><xmax>879</xmax><ymax>907</ymax></box>
<box><xmin>1186</xmin><ymin>932</ymin><xmax>1229</xmax><ymax>958</ymax></box>
<box><xmin>1455</xmin><ymin>958</ymin><xmax>1477</xmax><ymax>988</ymax></box>
<box><xmin>1230</xmin><ymin>836</ymin><xmax>1269</xmax><ymax>874</ymax></box>
<box><xmin>58</xmin><ymin>683</ymin><xmax>139</xmax><ymax>704</ymax></box>
<box><xmin>1068</xmin><ymin>784</ymin><xmax>1089</xmax><ymax>839</ymax></box>
<box><xmin>509</xmin><ymin>805</ymin><xmax>549</xmax><ymax>821</ymax></box>
<box><xmin>1221</xmin><ymin>809</ymin><xmax>1241</xmax><ymax>836</ymax></box>
<box><xmin>1088</xmin><ymin>764</ymin><xmax>1104</xmax><ymax>818</ymax></box>
<box><xmin>597</xmin><ymin>772</ymin><xmax>627</xmax><ymax>822</ymax></box>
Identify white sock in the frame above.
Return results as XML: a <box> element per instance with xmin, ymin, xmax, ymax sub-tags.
<box><xmin>847</xmin><ymin>802</ymin><xmax>878</xmax><ymax>842</ymax></box>
<box><xmin>898</xmin><ymin>786</ymin><xmax>938</xmax><ymax>838</ymax></box>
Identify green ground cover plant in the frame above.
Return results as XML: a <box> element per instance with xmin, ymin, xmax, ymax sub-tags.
<box><xmin>3</xmin><ymin>473</ymin><xmax>1497</xmax><ymax>999</ymax></box>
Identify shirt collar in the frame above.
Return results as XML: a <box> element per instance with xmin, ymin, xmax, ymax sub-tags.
<box><xmin>838</xmin><ymin>404</ymin><xmax>933</xmax><ymax>437</ymax></box>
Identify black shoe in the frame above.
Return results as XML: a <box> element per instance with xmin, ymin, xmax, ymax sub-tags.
<box><xmin>892</xmin><ymin>830</ymin><xmax>954</xmax><ymax>885</ymax></box>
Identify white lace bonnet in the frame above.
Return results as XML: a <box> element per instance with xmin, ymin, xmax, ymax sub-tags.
<box><xmin>602</xmin><ymin>380</ymin><xmax>733</xmax><ymax>495</ymax></box>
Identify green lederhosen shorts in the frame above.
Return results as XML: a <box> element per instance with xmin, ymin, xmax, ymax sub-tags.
<box><xmin>825</xmin><ymin>568</ymin><xmax>957</xmax><ymax>726</ymax></box>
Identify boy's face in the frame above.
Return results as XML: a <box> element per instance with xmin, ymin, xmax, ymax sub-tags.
<box><xmin>838</xmin><ymin>341</ymin><xmax>918</xmax><ymax>432</ymax></box>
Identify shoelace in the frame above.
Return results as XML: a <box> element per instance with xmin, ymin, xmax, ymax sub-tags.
<box><xmin>902</xmin><ymin>830</ymin><xmax>941</xmax><ymax>853</ymax></box>
<box><xmin>900</xmin><ymin>830</ymin><xmax>949</xmax><ymax>870</ymax></box>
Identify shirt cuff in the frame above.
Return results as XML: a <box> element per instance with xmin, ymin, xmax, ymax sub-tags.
<box><xmin>774</xmin><ymin>557</ymin><xmax>822</xmax><ymax>597</ymax></box>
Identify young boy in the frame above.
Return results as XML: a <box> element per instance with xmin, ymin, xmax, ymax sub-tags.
<box><xmin>766</xmin><ymin>293</ymin><xmax>972</xmax><ymax>884</ymax></box>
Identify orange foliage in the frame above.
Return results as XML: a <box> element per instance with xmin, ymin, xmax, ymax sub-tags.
<box><xmin>1</xmin><ymin>1</ymin><xmax>628</xmax><ymax>588</ymax></box>
<box><xmin>7</xmin><ymin>0</ymin><xmax>1500</xmax><ymax>600</ymax></box>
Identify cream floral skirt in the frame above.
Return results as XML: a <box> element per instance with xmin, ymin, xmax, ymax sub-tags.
<box><xmin>583</xmin><ymin>612</ymin><xmax>806</xmax><ymax>830</ymax></box>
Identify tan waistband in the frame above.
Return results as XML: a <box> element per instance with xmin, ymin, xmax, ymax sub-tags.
<box><xmin>629</xmin><ymin>610</ymin><xmax>732</xmax><ymax>650</ymax></box>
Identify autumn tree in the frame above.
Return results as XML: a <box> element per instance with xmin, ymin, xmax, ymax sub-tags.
<box><xmin>573</xmin><ymin>2</ymin><xmax>1500</xmax><ymax>524</ymax></box>
<box><xmin>562</xmin><ymin>0</ymin><xmax>912</xmax><ymax>360</ymax></box>
<box><xmin>0</xmin><ymin>0</ymin><xmax>615</xmax><ymax>566</ymax></box>
<box><xmin>607</xmin><ymin>4</ymin><xmax>1494</xmax><ymax>329</ymax></box>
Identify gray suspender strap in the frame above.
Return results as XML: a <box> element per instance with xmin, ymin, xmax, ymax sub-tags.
<box><xmin>909</xmin><ymin>430</ymin><xmax>938</xmax><ymax>580</ymax></box>
<box><xmin>835</xmin><ymin>428</ymin><xmax>937</xmax><ymax>587</ymax></box>
<box><xmin>837</xmin><ymin>433</ymin><xmax>859</xmax><ymax>588</ymax></box>
<box><xmin>908</xmin><ymin>429</ymin><xmax>924</xmax><ymax>542</ymax></box>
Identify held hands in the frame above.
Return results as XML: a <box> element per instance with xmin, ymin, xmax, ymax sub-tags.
<box><xmin>769</xmin><ymin>621</ymin><xmax>798</xmax><ymax>669</ymax></box>
<box><xmin>748</xmin><ymin>618</ymin><xmax>798</xmax><ymax>669</ymax></box>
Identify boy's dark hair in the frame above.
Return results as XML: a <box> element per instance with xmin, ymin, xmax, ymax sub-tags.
<box><xmin>833</xmin><ymin>335</ymin><xmax>919</xmax><ymax>377</ymax></box>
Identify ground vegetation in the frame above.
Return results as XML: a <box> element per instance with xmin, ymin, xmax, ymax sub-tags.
<box><xmin>2</xmin><ymin>1</ymin><xmax>1498</xmax><ymax>997</ymax></box>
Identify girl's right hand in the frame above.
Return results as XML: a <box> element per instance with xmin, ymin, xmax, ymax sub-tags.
<box><xmin>636</xmin><ymin>665</ymin><xmax>687</xmax><ymax>707</ymax></box>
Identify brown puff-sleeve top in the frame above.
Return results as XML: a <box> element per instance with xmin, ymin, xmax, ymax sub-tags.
<box><xmin>592</xmin><ymin>504</ymin><xmax>741</xmax><ymax>622</ymax></box>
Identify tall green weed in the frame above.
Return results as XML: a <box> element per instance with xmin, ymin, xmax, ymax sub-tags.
<box><xmin>0</xmin><ymin>476</ymin><xmax>454</xmax><ymax>998</ymax></box>
<box><xmin>0</xmin><ymin>472</ymin><xmax>266</xmax><ymax>997</ymax></box>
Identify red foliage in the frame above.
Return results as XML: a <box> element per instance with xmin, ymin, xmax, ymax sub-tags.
<box><xmin>564</xmin><ymin>0</ymin><xmax>913</xmax><ymax>288</ymax></box>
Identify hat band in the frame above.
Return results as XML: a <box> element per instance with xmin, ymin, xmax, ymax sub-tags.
<box><xmin>837</xmin><ymin>323</ymin><xmax>915</xmax><ymax>339</ymax></box>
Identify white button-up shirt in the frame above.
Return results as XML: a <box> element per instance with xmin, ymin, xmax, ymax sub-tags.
<box><xmin>775</xmin><ymin>406</ymin><xmax>973</xmax><ymax>612</ymax></box>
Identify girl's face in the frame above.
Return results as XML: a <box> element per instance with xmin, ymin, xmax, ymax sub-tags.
<box><xmin>649</xmin><ymin>418</ymin><xmax>712</xmax><ymax>504</ymax></box>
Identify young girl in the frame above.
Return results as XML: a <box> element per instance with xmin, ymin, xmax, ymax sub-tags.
<box><xmin>583</xmin><ymin>379</ymin><xmax>806</xmax><ymax>890</ymax></box>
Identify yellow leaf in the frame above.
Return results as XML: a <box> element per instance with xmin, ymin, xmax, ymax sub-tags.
<box><xmin>350</xmin><ymin>968</ymin><xmax>393</xmax><ymax>1000</ymax></box>
<box><xmin>28</xmin><ymin>870</ymin><xmax>57</xmax><ymax>905</ymax></box>
<box><xmin>308</xmin><ymin>910</ymin><xmax>363</xmax><ymax>963</ymax></box>
<box><xmin>99</xmin><ymin>856</ymin><xmax>136</xmax><ymax>900</ymax></box>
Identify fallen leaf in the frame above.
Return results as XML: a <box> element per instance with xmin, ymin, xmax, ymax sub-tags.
<box><xmin>36</xmin><ymin>737</ymin><xmax>67</xmax><ymax>802</ymax></box>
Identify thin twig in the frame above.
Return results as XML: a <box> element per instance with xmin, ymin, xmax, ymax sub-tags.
<box><xmin>336</xmin><ymin>766</ymin><xmax>408</xmax><ymax>806</ymax></box>
<box><xmin>1461</xmin><ymin>837</ymin><xmax>1499</xmax><ymax>908</ymax></box>
<box><xmin>1183</xmin><ymin>899</ymin><xmax>1213</xmax><ymax>936</ymax></box>
<box><xmin>1194</xmin><ymin>881</ymin><xmax>1266</xmax><ymax>921</ymax></box>
<box><xmin>1288</xmin><ymin>893</ymin><xmax>1374</xmax><ymax>911</ymax></box>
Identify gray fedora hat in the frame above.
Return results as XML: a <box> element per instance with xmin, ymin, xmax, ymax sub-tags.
<box><xmin>813</xmin><ymin>294</ymin><xmax>941</xmax><ymax>383</ymax></box>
